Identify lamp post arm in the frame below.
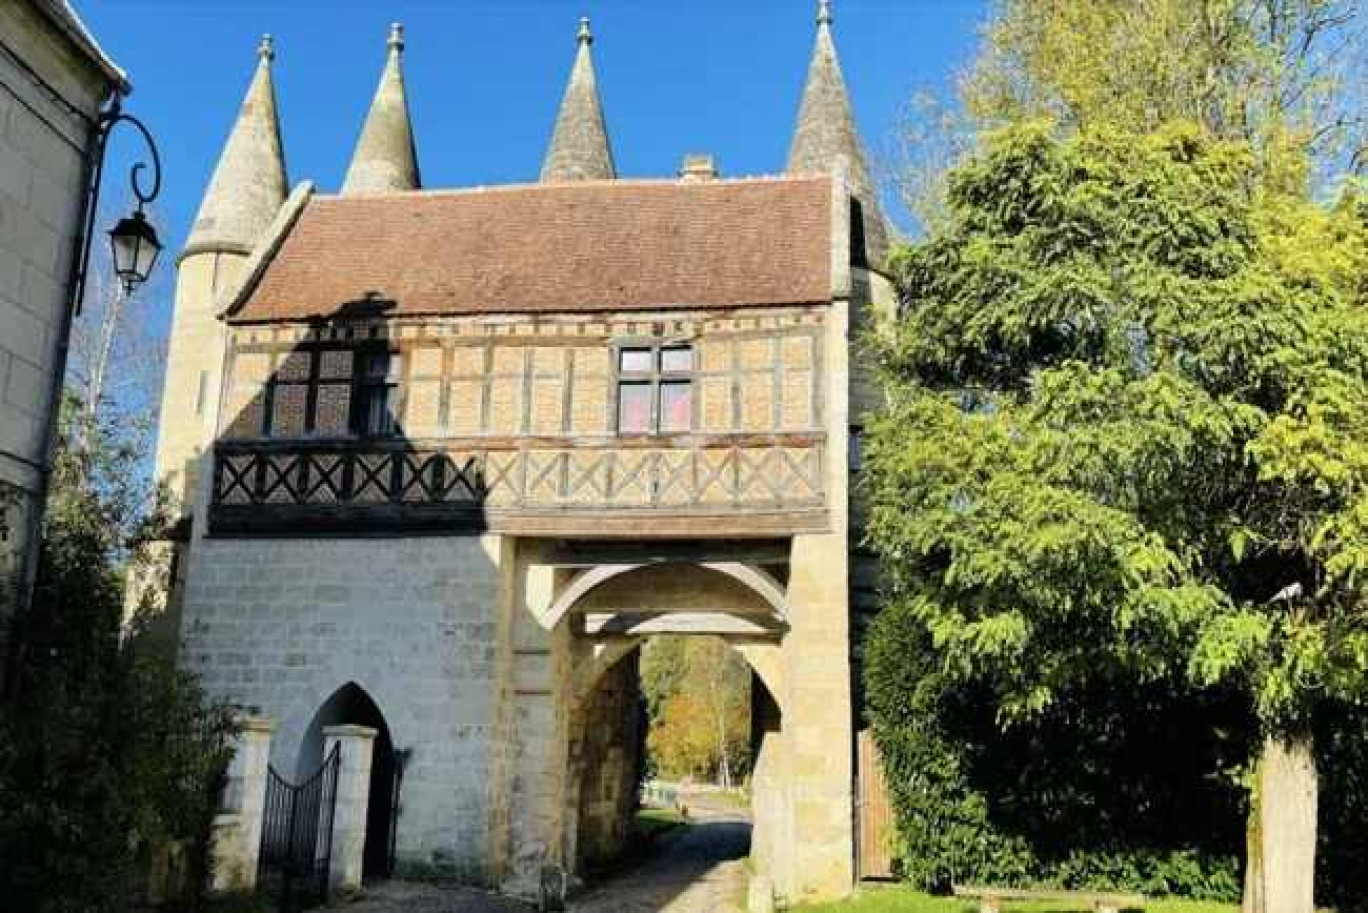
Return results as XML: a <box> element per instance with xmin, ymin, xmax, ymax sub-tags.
<box><xmin>69</xmin><ymin>99</ymin><xmax>163</xmax><ymax>316</ymax></box>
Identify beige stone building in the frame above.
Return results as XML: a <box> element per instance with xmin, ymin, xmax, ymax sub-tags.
<box><xmin>0</xmin><ymin>1</ymin><xmax>126</xmax><ymax>669</ymax></box>
<box><xmin>157</xmin><ymin>4</ymin><xmax>893</xmax><ymax>906</ymax></box>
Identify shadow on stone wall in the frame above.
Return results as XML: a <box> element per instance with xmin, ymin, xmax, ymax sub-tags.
<box><xmin>179</xmin><ymin>294</ymin><xmax>500</xmax><ymax>884</ymax></box>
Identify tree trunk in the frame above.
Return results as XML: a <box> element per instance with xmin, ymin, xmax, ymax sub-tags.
<box><xmin>1243</xmin><ymin>734</ymin><xmax>1318</xmax><ymax>913</ymax></box>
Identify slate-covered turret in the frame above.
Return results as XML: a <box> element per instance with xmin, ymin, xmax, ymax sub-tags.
<box><xmin>787</xmin><ymin>0</ymin><xmax>890</xmax><ymax>265</ymax></box>
<box><xmin>342</xmin><ymin>23</ymin><xmax>420</xmax><ymax>194</ymax></box>
<box><xmin>541</xmin><ymin>17</ymin><xmax>616</xmax><ymax>182</ymax></box>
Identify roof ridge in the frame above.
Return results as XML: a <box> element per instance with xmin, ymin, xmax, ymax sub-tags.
<box><xmin>309</xmin><ymin>173</ymin><xmax>829</xmax><ymax>202</ymax></box>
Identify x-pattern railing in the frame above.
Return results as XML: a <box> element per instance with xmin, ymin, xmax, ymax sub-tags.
<box><xmin>212</xmin><ymin>437</ymin><xmax>824</xmax><ymax>514</ymax></box>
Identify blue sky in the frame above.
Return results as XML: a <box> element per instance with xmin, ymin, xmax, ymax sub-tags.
<box><xmin>79</xmin><ymin>0</ymin><xmax>988</xmax><ymax>257</ymax></box>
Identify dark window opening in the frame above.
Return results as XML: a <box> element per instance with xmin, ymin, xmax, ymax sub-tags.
<box><xmin>355</xmin><ymin>349</ymin><xmax>402</xmax><ymax>438</ymax></box>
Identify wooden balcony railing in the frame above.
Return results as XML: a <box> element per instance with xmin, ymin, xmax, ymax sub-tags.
<box><xmin>209</xmin><ymin>435</ymin><xmax>828</xmax><ymax>537</ymax></box>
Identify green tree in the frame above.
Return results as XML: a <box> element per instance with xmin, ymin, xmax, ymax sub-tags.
<box><xmin>0</xmin><ymin>399</ymin><xmax>236</xmax><ymax>912</ymax></box>
<box><xmin>641</xmin><ymin>635</ymin><xmax>689</xmax><ymax>722</ymax></box>
<box><xmin>967</xmin><ymin>0</ymin><xmax>1366</xmax><ymax>183</ymax></box>
<box><xmin>865</xmin><ymin>123</ymin><xmax>1367</xmax><ymax>913</ymax></box>
<box><xmin>894</xmin><ymin>0</ymin><xmax>1365</xmax><ymax>232</ymax></box>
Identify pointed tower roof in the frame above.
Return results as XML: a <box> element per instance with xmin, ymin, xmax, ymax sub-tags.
<box><xmin>787</xmin><ymin>0</ymin><xmax>889</xmax><ymax>264</ymax></box>
<box><xmin>540</xmin><ymin>17</ymin><xmax>615</xmax><ymax>182</ymax></box>
<box><xmin>184</xmin><ymin>35</ymin><xmax>288</xmax><ymax>257</ymax></box>
<box><xmin>342</xmin><ymin>23</ymin><xmax>420</xmax><ymax>195</ymax></box>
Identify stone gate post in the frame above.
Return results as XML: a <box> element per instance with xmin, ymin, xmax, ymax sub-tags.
<box><xmin>211</xmin><ymin>714</ymin><xmax>274</xmax><ymax>892</ymax></box>
<box><xmin>324</xmin><ymin>724</ymin><xmax>377</xmax><ymax>893</ymax></box>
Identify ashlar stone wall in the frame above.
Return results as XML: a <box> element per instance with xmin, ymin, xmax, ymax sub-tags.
<box><xmin>181</xmin><ymin>534</ymin><xmax>505</xmax><ymax>879</ymax></box>
<box><xmin>569</xmin><ymin>650</ymin><xmax>642</xmax><ymax>871</ymax></box>
<box><xmin>0</xmin><ymin>0</ymin><xmax>114</xmax><ymax>651</ymax></box>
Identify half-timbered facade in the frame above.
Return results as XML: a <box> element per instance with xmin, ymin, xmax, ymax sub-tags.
<box><xmin>153</xmin><ymin>6</ymin><xmax>892</xmax><ymax>905</ymax></box>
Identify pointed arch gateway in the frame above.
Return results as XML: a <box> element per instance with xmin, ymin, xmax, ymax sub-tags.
<box><xmin>298</xmin><ymin>682</ymin><xmax>403</xmax><ymax>880</ymax></box>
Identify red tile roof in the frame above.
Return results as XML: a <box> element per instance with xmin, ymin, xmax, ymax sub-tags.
<box><xmin>229</xmin><ymin>177</ymin><xmax>833</xmax><ymax>323</ymax></box>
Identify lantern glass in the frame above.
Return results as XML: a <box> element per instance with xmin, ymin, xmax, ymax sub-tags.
<box><xmin>107</xmin><ymin>210</ymin><xmax>161</xmax><ymax>291</ymax></box>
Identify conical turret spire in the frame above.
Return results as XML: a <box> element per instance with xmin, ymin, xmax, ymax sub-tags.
<box><xmin>185</xmin><ymin>35</ymin><xmax>288</xmax><ymax>255</ymax></box>
<box><xmin>787</xmin><ymin>1</ymin><xmax>889</xmax><ymax>264</ymax></box>
<box><xmin>540</xmin><ymin>17</ymin><xmax>615</xmax><ymax>182</ymax></box>
<box><xmin>342</xmin><ymin>23</ymin><xmax>421</xmax><ymax>194</ymax></box>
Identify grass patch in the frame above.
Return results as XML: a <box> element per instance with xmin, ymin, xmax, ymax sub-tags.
<box><xmin>793</xmin><ymin>885</ymin><xmax>1239</xmax><ymax>913</ymax></box>
<box><xmin>635</xmin><ymin>805</ymin><xmax>687</xmax><ymax>839</ymax></box>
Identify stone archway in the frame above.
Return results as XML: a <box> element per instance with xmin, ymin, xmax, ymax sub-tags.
<box><xmin>540</xmin><ymin>560</ymin><xmax>789</xmax><ymax>632</ymax></box>
<box><xmin>499</xmin><ymin>536</ymin><xmax>853</xmax><ymax>907</ymax></box>
<box><xmin>298</xmin><ymin>683</ymin><xmax>400</xmax><ymax>881</ymax></box>
<box><xmin>551</xmin><ymin>561</ymin><xmax>794</xmax><ymax>892</ymax></box>
<box><xmin>564</xmin><ymin>633</ymin><xmax>787</xmax><ymax>886</ymax></box>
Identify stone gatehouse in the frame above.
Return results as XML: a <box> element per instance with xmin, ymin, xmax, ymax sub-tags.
<box><xmin>150</xmin><ymin>4</ymin><xmax>891</xmax><ymax>905</ymax></box>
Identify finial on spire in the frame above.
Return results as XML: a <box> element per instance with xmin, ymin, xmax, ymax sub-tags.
<box><xmin>388</xmin><ymin>22</ymin><xmax>404</xmax><ymax>52</ymax></box>
<box><xmin>817</xmin><ymin>0</ymin><xmax>833</xmax><ymax>25</ymax></box>
<box><xmin>577</xmin><ymin>16</ymin><xmax>593</xmax><ymax>45</ymax></box>
<box><xmin>257</xmin><ymin>34</ymin><xmax>274</xmax><ymax>61</ymax></box>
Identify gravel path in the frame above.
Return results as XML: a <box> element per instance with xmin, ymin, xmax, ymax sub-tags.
<box><xmin>312</xmin><ymin>793</ymin><xmax>750</xmax><ymax>913</ymax></box>
<box><xmin>568</xmin><ymin>801</ymin><xmax>750</xmax><ymax>913</ymax></box>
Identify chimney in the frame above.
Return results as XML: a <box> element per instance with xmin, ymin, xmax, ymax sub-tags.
<box><xmin>679</xmin><ymin>153</ymin><xmax>718</xmax><ymax>182</ymax></box>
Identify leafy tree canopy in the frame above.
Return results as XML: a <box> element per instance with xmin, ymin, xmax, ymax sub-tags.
<box><xmin>965</xmin><ymin>0</ymin><xmax>1366</xmax><ymax>185</ymax></box>
<box><xmin>868</xmin><ymin>121</ymin><xmax>1368</xmax><ymax>735</ymax></box>
<box><xmin>895</xmin><ymin>0</ymin><xmax>1365</xmax><ymax>233</ymax></box>
<box><xmin>0</xmin><ymin>399</ymin><xmax>235</xmax><ymax>913</ymax></box>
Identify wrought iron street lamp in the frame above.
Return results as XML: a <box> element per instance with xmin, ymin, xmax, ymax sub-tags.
<box><xmin>71</xmin><ymin>97</ymin><xmax>163</xmax><ymax>311</ymax></box>
<box><xmin>107</xmin><ymin>208</ymin><xmax>161</xmax><ymax>292</ymax></box>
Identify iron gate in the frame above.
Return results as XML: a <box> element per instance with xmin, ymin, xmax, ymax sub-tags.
<box><xmin>258</xmin><ymin>744</ymin><xmax>340</xmax><ymax>911</ymax></box>
<box><xmin>385</xmin><ymin>751</ymin><xmax>405</xmax><ymax>877</ymax></box>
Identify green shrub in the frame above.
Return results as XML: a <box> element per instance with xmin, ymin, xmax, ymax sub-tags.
<box><xmin>1316</xmin><ymin>703</ymin><xmax>1368</xmax><ymax>913</ymax></box>
<box><xmin>0</xmin><ymin>401</ymin><xmax>238</xmax><ymax>912</ymax></box>
<box><xmin>865</xmin><ymin>597</ymin><xmax>1244</xmax><ymax>901</ymax></box>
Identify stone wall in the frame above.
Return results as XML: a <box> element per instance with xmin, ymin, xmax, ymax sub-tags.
<box><xmin>571</xmin><ymin>651</ymin><xmax>642</xmax><ymax>871</ymax></box>
<box><xmin>0</xmin><ymin>0</ymin><xmax>115</xmax><ymax>651</ymax></box>
<box><xmin>155</xmin><ymin>251</ymin><xmax>245</xmax><ymax>517</ymax></box>
<box><xmin>749</xmin><ymin>675</ymin><xmax>786</xmax><ymax>889</ymax></box>
<box><xmin>180</xmin><ymin>534</ymin><xmax>505</xmax><ymax>879</ymax></box>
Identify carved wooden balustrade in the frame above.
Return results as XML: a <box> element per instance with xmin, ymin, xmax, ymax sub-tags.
<box><xmin>209</xmin><ymin>435</ymin><xmax>828</xmax><ymax>537</ymax></box>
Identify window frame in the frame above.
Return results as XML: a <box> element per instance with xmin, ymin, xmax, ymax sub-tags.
<box><xmin>612</xmin><ymin>340</ymin><xmax>696</xmax><ymax>435</ymax></box>
<box><xmin>352</xmin><ymin>345</ymin><xmax>404</xmax><ymax>439</ymax></box>
<box><xmin>233</xmin><ymin>343</ymin><xmax>357</xmax><ymax>440</ymax></box>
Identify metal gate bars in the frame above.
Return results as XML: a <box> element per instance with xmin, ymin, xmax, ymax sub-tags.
<box><xmin>385</xmin><ymin>751</ymin><xmax>405</xmax><ymax>878</ymax></box>
<box><xmin>258</xmin><ymin>744</ymin><xmax>341</xmax><ymax>912</ymax></box>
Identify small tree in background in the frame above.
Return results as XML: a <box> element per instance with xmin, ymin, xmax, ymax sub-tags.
<box><xmin>641</xmin><ymin>636</ymin><xmax>751</xmax><ymax>785</ymax></box>
<box><xmin>865</xmin><ymin>123</ymin><xmax>1367</xmax><ymax>913</ymax></box>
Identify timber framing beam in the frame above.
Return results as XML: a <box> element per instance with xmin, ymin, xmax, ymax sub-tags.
<box><xmin>542</xmin><ymin>540</ymin><xmax>791</xmax><ymax>568</ymax></box>
<box><xmin>538</xmin><ymin>560</ymin><xmax>789</xmax><ymax>630</ymax></box>
<box><xmin>578</xmin><ymin>611</ymin><xmax>786</xmax><ymax>637</ymax></box>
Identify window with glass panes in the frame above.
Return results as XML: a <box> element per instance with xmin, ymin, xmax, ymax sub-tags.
<box><xmin>615</xmin><ymin>343</ymin><xmax>694</xmax><ymax>434</ymax></box>
<box><xmin>355</xmin><ymin>348</ymin><xmax>403</xmax><ymax>437</ymax></box>
<box><xmin>245</xmin><ymin>346</ymin><xmax>354</xmax><ymax>438</ymax></box>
